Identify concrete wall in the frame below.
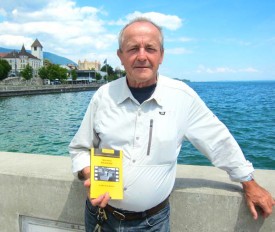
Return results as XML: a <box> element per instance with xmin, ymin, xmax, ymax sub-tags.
<box><xmin>0</xmin><ymin>152</ymin><xmax>274</xmax><ymax>232</ymax></box>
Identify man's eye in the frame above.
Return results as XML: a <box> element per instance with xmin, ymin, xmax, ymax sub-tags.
<box><xmin>128</xmin><ymin>48</ymin><xmax>138</xmax><ymax>52</ymax></box>
<box><xmin>146</xmin><ymin>47</ymin><xmax>157</xmax><ymax>52</ymax></box>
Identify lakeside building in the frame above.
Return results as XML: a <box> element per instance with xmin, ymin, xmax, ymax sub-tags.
<box><xmin>66</xmin><ymin>70</ymin><xmax>107</xmax><ymax>84</ymax></box>
<box><xmin>1</xmin><ymin>39</ymin><xmax>43</xmax><ymax>77</ymax></box>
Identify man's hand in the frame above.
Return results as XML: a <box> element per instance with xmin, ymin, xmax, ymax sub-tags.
<box><xmin>242</xmin><ymin>179</ymin><xmax>275</xmax><ymax>220</ymax></box>
<box><xmin>80</xmin><ymin>166</ymin><xmax>111</xmax><ymax>208</ymax></box>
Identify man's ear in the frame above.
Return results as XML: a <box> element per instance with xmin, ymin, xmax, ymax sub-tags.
<box><xmin>117</xmin><ymin>49</ymin><xmax>123</xmax><ymax>65</ymax></box>
<box><xmin>159</xmin><ymin>50</ymin><xmax>164</xmax><ymax>64</ymax></box>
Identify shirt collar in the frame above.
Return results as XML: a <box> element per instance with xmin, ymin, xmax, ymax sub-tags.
<box><xmin>116</xmin><ymin>75</ymin><xmax>164</xmax><ymax>107</ymax></box>
<box><xmin>150</xmin><ymin>75</ymin><xmax>164</xmax><ymax>107</ymax></box>
<box><xmin>116</xmin><ymin>77</ymin><xmax>134</xmax><ymax>105</ymax></box>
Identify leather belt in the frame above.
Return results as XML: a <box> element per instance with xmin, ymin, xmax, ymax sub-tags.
<box><xmin>105</xmin><ymin>197</ymin><xmax>169</xmax><ymax>221</ymax></box>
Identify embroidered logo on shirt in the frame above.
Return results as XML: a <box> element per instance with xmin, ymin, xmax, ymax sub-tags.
<box><xmin>159</xmin><ymin>111</ymin><xmax>166</xmax><ymax>115</ymax></box>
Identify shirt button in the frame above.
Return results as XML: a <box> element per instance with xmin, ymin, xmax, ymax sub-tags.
<box><xmin>124</xmin><ymin>187</ymin><xmax>127</xmax><ymax>191</ymax></box>
<box><xmin>132</xmin><ymin>160</ymin><xmax>136</xmax><ymax>163</ymax></box>
<box><xmin>136</xmin><ymin>137</ymin><xmax>139</xmax><ymax>140</ymax></box>
<box><xmin>138</xmin><ymin>112</ymin><xmax>141</xmax><ymax>116</ymax></box>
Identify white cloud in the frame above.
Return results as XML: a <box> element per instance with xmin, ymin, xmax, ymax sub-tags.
<box><xmin>166</xmin><ymin>36</ymin><xmax>194</xmax><ymax>43</ymax></box>
<box><xmin>110</xmin><ymin>11</ymin><xmax>182</xmax><ymax>31</ymax></box>
<box><xmin>0</xmin><ymin>0</ymin><xmax>185</xmax><ymax>68</ymax></box>
<box><xmin>213</xmin><ymin>38</ymin><xmax>252</xmax><ymax>46</ymax></box>
<box><xmin>0</xmin><ymin>35</ymin><xmax>34</xmax><ymax>47</ymax></box>
<box><xmin>0</xmin><ymin>0</ymin><xmax>117</xmax><ymax>63</ymax></box>
<box><xmin>179</xmin><ymin>37</ymin><xmax>194</xmax><ymax>43</ymax></box>
<box><xmin>196</xmin><ymin>65</ymin><xmax>259</xmax><ymax>74</ymax></box>
<box><xmin>0</xmin><ymin>8</ymin><xmax>7</xmax><ymax>17</ymax></box>
<box><xmin>165</xmin><ymin>47</ymin><xmax>192</xmax><ymax>55</ymax></box>
<box><xmin>239</xmin><ymin>67</ymin><xmax>259</xmax><ymax>73</ymax></box>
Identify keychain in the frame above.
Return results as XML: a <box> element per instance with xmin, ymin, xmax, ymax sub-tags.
<box><xmin>93</xmin><ymin>208</ymin><xmax>108</xmax><ymax>232</ymax></box>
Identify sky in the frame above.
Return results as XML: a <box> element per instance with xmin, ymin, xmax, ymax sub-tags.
<box><xmin>0</xmin><ymin>0</ymin><xmax>274</xmax><ymax>81</ymax></box>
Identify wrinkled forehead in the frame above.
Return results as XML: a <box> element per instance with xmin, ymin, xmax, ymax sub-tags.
<box><xmin>120</xmin><ymin>22</ymin><xmax>162</xmax><ymax>47</ymax></box>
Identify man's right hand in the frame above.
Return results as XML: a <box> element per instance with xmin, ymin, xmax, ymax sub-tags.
<box><xmin>81</xmin><ymin>166</ymin><xmax>111</xmax><ymax>208</ymax></box>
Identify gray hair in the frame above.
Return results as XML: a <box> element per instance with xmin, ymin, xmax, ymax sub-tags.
<box><xmin>118</xmin><ymin>17</ymin><xmax>164</xmax><ymax>52</ymax></box>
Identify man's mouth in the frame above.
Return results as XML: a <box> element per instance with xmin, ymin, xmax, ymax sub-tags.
<box><xmin>134</xmin><ymin>66</ymin><xmax>149</xmax><ymax>69</ymax></box>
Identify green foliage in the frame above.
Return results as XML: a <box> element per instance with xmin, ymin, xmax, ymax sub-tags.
<box><xmin>95</xmin><ymin>72</ymin><xmax>102</xmax><ymax>81</ymax></box>
<box><xmin>38</xmin><ymin>64</ymin><xmax>68</xmax><ymax>82</ymax></box>
<box><xmin>37</xmin><ymin>62</ymin><xmax>123</xmax><ymax>84</ymax></box>
<box><xmin>115</xmin><ymin>69</ymin><xmax>126</xmax><ymax>78</ymax></box>
<box><xmin>101</xmin><ymin>64</ymin><xmax>115</xmax><ymax>75</ymax></box>
<box><xmin>71</xmin><ymin>69</ymin><xmax>77</xmax><ymax>81</ymax></box>
<box><xmin>120</xmin><ymin>70</ymin><xmax>126</xmax><ymax>77</ymax></box>
<box><xmin>38</xmin><ymin>66</ymin><xmax>49</xmax><ymax>80</ymax></box>
<box><xmin>43</xmin><ymin>59</ymin><xmax>52</xmax><ymax>67</ymax></box>
<box><xmin>20</xmin><ymin>64</ymin><xmax>33</xmax><ymax>80</ymax></box>
<box><xmin>105</xmin><ymin>74</ymin><xmax>119</xmax><ymax>82</ymax></box>
<box><xmin>0</xmin><ymin>59</ymin><xmax>12</xmax><ymax>80</ymax></box>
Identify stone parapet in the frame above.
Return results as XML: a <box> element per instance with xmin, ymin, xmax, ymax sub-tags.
<box><xmin>0</xmin><ymin>152</ymin><xmax>274</xmax><ymax>231</ymax></box>
<box><xmin>0</xmin><ymin>84</ymin><xmax>100</xmax><ymax>97</ymax></box>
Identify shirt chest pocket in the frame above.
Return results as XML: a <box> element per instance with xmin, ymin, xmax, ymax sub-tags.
<box><xmin>147</xmin><ymin>110</ymin><xmax>179</xmax><ymax>165</ymax></box>
<box><xmin>93</xmin><ymin>105</ymin><xmax>137</xmax><ymax>149</ymax></box>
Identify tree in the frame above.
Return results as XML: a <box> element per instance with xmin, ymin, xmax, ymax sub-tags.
<box><xmin>0</xmin><ymin>59</ymin><xmax>12</xmax><ymax>81</ymax></box>
<box><xmin>43</xmin><ymin>59</ymin><xmax>52</xmax><ymax>67</ymax></box>
<box><xmin>54</xmin><ymin>65</ymin><xmax>68</xmax><ymax>82</ymax></box>
<box><xmin>105</xmin><ymin>74</ymin><xmax>119</xmax><ymax>82</ymax></box>
<box><xmin>42</xmin><ymin>64</ymin><xmax>68</xmax><ymax>82</ymax></box>
<box><xmin>115</xmin><ymin>68</ymin><xmax>126</xmax><ymax>78</ymax></box>
<box><xmin>71</xmin><ymin>69</ymin><xmax>77</xmax><ymax>81</ymax></box>
<box><xmin>21</xmin><ymin>64</ymin><xmax>33</xmax><ymax>80</ymax></box>
<box><xmin>38</xmin><ymin>66</ymin><xmax>49</xmax><ymax>80</ymax></box>
<box><xmin>95</xmin><ymin>72</ymin><xmax>102</xmax><ymax>81</ymax></box>
<box><xmin>101</xmin><ymin>64</ymin><xmax>115</xmax><ymax>76</ymax></box>
<box><xmin>101</xmin><ymin>64</ymin><xmax>117</xmax><ymax>82</ymax></box>
<box><xmin>38</xmin><ymin>64</ymin><xmax>68</xmax><ymax>83</ymax></box>
<box><xmin>121</xmin><ymin>70</ymin><xmax>126</xmax><ymax>77</ymax></box>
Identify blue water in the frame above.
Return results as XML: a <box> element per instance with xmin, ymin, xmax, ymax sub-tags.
<box><xmin>0</xmin><ymin>81</ymin><xmax>274</xmax><ymax>170</ymax></box>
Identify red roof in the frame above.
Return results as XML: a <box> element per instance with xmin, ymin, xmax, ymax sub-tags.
<box><xmin>0</xmin><ymin>52</ymin><xmax>8</xmax><ymax>58</ymax></box>
<box><xmin>3</xmin><ymin>46</ymin><xmax>40</xmax><ymax>60</ymax></box>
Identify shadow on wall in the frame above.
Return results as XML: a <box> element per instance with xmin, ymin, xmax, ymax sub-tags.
<box><xmin>234</xmin><ymin>197</ymin><xmax>265</xmax><ymax>232</ymax></box>
<box><xmin>58</xmin><ymin>179</ymin><xmax>86</xmax><ymax>226</ymax></box>
<box><xmin>174</xmin><ymin>177</ymin><xmax>243</xmax><ymax>193</ymax></box>
<box><xmin>173</xmin><ymin>178</ymin><xmax>265</xmax><ymax>231</ymax></box>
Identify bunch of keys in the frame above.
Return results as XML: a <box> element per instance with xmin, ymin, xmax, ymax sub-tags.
<box><xmin>93</xmin><ymin>208</ymin><xmax>108</xmax><ymax>232</ymax></box>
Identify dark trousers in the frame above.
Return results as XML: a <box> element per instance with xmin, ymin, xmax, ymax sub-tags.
<box><xmin>85</xmin><ymin>199</ymin><xmax>170</xmax><ymax>232</ymax></box>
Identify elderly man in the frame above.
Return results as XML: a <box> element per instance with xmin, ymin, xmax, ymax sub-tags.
<box><xmin>69</xmin><ymin>17</ymin><xmax>274</xmax><ymax>231</ymax></box>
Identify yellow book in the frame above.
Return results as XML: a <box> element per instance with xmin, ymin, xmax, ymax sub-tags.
<box><xmin>90</xmin><ymin>148</ymin><xmax>123</xmax><ymax>199</ymax></box>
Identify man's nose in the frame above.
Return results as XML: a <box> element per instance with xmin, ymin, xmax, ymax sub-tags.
<box><xmin>137</xmin><ymin>48</ymin><xmax>146</xmax><ymax>61</ymax></box>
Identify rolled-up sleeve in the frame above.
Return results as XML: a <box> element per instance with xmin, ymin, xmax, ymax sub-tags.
<box><xmin>185</xmin><ymin>95</ymin><xmax>254</xmax><ymax>182</ymax></box>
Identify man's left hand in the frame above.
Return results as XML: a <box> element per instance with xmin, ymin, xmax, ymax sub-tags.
<box><xmin>242</xmin><ymin>180</ymin><xmax>275</xmax><ymax>220</ymax></box>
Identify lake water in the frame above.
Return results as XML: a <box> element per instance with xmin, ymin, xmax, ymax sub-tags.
<box><xmin>0</xmin><ymin>81</ymin><xmax>274</xmax><ymax>170</ymax></box>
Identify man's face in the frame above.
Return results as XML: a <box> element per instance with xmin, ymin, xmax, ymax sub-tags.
<box><xmin>117</xmin><ymin>21</ymin><xmax>164</xmax><ymax>88</ymax></box>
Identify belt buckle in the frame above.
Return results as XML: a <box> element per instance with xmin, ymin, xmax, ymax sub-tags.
<box><xmin>113</xmin><ymin>210</ymin><xmax>126</xmax><ymax>221</ymax></box>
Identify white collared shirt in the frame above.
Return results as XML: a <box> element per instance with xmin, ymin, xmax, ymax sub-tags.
<box><xmin>69</xmin><ymin>75</ymin><xmax>254</xmax><ymax>211</ymax></box>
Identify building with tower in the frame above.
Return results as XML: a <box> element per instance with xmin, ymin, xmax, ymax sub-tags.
<box><xmin>31</xmin><ymin>39</ymin><xmax>43</xmax><ymax>67</ymax></box>
<box><xmin>2</xmin><ymin>39</ymin><xmax>43</xmax><ymax>77</ymax></box>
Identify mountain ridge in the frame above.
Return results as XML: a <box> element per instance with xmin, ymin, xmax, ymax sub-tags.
<box><xmin>0</xmin><ymin>47</ymin><xmax>76</xmax><ymax>65</ymax></box>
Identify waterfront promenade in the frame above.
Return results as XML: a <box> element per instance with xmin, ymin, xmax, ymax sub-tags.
<box><xmin>0</xmin><ymin>152</ymin><xmax>274</xmax><ymax>232</ymax></box>
<box><xmin>0</xmin><ymin>83</ymin><xmax>101</xmax><ymax>97</ymax></box>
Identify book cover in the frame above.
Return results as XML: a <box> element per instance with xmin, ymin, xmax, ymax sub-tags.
<box><xmin>90</xmin><ymin>148</ymin><xmax>123</xmax><ymax>199</ymax></box>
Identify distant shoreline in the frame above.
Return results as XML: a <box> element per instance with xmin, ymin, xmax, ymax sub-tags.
<box><xmin>0</xmin><ymin>84</ymin><xmax>101</xmax><ymax>98</ymax></box>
